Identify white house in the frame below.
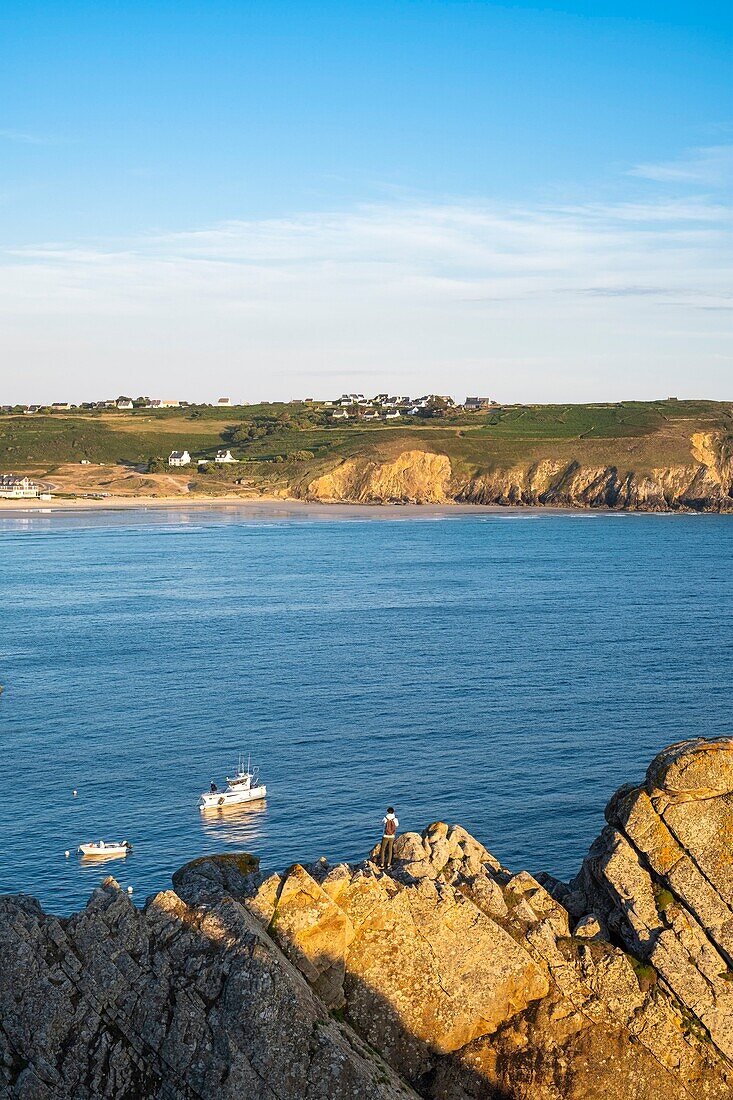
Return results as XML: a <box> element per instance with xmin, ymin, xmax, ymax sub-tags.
<box><xmin>384</xmin><ymin>410</ymin><xmax>401</xmax><ymax>420</ymax></box>
<box><xmin>0</xmin><ymin>475</ymin><xmax>41</xmax><ymax>498</ymax></box>
<box><xmin>151</xmin><ymin>399</ymin><xmax>181</xmax><ymax>409</ymax></box>
<box><xmin>331</xmin><ymin>410</ymin><xmax>349</xmax><ymax>420</ymax></box>
<box><xmin>168</xmin><ymin>450</ymin><xmax>191</xmax><ymax>467</ymax></box>
<box><xmin>116</xmin><ymin>398</ymin><xmax>133</xmax><ymax>410</ymax></box>
<box><xmin>464</xmin><ymin>397</ymin><xmax>495</xmax><ymax>410</ymax></box>
<box><xmin>216</xmin><ymin>397</ymin><xmax>232</xmax><ymax>407</ymax></box>
<box><xmin>215</xmin><ymin>449</ymin><xmax>236</xmax><ymax>463</ymax></box>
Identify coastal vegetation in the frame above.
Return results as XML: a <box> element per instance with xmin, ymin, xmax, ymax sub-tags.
<box><xmin>1</xmin><ymin>399</ymin><xmax>731</xmax><ymax>509</ymax></box>
<box><xmin>0</xmin><ymin>398</ymin><xmax>729</xmax><ymax>468</ymax></box>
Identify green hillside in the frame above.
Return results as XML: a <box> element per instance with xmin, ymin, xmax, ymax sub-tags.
<box><xmin>1</xmin><ymin>400</ymin><xmax>731</xmax><ymax>489</ymax></box>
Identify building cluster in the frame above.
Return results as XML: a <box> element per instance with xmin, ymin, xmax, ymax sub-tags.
<box><xmin>168</xmin><ymin>449</ymin><xmax>236</xmax><ymax>468</ymax></box>
<box><xmin>0</xmin><ymin>475</ymin><xmax>51</xmax><ymax>500</ymax></box>
<box><xmin>320</xmin><ymin>393</ymin><xmax>496</xmax><ymax>420</ymax></box>
<box><xmin>2</xmin><ymin>397</ymin><xmax>236</xmax><ymax>415</ymax></box>
<box><xmin>2</xmin><ymin>394</ymin><xmax>499</xmax><ymax>418</ymax></box>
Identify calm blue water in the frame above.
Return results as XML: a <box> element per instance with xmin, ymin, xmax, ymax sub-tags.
<box><xmin>1</xmin><ymin>503</ymin><xmax>731</xmax><ymax>913</ymax></box>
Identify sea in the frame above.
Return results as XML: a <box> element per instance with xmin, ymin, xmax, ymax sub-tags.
<box><xmin>1</xmin><ymin>502</ymin><xmax>731</xmax><ymax>914</ymax></box>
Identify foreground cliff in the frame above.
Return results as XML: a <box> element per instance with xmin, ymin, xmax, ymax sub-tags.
<box><xmin>4</xmin><ymin>739</ymin><xmax>733</xmax><ymax>1098</ymax></box>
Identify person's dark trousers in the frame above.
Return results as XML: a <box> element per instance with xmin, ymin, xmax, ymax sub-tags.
<box><xmin>380</xmin><ymin>836</ymin><xmax>394</xmax><ymax>868</ymax></box>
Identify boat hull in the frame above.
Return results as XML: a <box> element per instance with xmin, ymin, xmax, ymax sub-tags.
<box><xmin>200</xmin><ymin>784</ymin><xmax>267</xmax><ymax>810</ymax></box>
<box><xmin>78</xmin><ymin>845</ymin><xmax>129</xmax><ymax>859</ymax></box>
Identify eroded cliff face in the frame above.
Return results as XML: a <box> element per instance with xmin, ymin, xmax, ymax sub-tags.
<box><xmin>5</xmin><ymin>740</ymin><xmax>733</xmax><ymax>1099</ymax></box>
<box><xmin>455</xmin><ymin>458</ymin><xmax>733</xmax><ymax>511</ymax></box>
<box><xmin>302</xmin><ymin>434</ymin><xmax>733</xmax><ymax>510</ymax></box>
<box><xmin>306</xmin><ymin>449</ymin><xmax>452</xmax><ymax>504</ymax></box>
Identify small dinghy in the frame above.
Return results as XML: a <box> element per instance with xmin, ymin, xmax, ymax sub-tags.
<box><xmin>200</xmin><ymin>755</ymin><xmax>267</xmax><ymax>810</ymax></box>
<box><xmin>78</xmin><ymin>840</ymin><xmax>132</xmax><ymax>859</ymax></box>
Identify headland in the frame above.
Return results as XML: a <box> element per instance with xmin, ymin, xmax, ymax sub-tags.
<box><xmin>1</xmin><ymin>398</ymin><xmax>732</xmax><ymax>512</ymax></box>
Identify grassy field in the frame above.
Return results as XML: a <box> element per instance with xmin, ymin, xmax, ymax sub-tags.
<box><xmin>1</xmin><ymin>400</ymin><xmax>730</xmax><ymax>488</ymax></box>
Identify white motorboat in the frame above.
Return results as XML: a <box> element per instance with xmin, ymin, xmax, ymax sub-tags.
<box><xmin>78</xmin><ymin>840</ymin><xmax>132</xmax><ymax>859</ymax></box>
<box><xmin>200</xmin><ymin>755</ymin><xmax>267</xmax><ymax>810</ymax></box>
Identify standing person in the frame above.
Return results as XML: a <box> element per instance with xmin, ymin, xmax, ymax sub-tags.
<box><xmin>380</xmin><ymin>807</ymin><xmax>399</xmax><ymax>869</ymax></box>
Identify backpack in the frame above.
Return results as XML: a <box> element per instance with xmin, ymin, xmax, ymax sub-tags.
<box><xmin>384</xmin><ymin>816</ymin><xmax>396</xmax><ymax>837</ymax></box>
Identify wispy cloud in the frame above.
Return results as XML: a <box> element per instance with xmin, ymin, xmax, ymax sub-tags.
<box><xmin>6</xmin><ymin>195</ymin><xmax>728</xmax><ymax>308</ymax></box>
<box><xmin>629</xmin><ymin>144</ymin><xmax>733</xmax><ymax>185</ymax></box>
<box><xmin>0</xmin><ymin>150</ymin><xmax>731</xmax><ymax>403</ymax></box>
<box><xmin>0</xmin><ymin>127</ymin><xmax>68</xmax><ymax>147</ymax></box>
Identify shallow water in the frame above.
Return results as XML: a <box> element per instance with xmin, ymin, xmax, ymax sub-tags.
<box><xmin>1</xmin><ymin>504</ymin><xmax>731</xmax><ymax>912</ymax></box>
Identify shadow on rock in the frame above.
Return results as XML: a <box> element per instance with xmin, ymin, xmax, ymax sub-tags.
<box><xmin>5</xmin><ymin>738</ymin><xmax>733</xmax><ymax>1099</ymax></box>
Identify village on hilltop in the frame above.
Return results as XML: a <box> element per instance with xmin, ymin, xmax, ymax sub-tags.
<box><xmin>319</xmin><ymin>393</ymin><xmax>496</xmax><ymax>419</ymax></box>
<box><xmin>1</xmin><ymin>393</ymin><xmax>496</xmax><ymax>417</ymax></box>
<box><xmin>0</xmin><ymin>392</ymin><xmax>498</xmax><ymax>497</ymax></box>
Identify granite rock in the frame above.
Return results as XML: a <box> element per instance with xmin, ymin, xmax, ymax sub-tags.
<box><xmin>5</xmin><ymin>741</ymin><xmax>733</xmax><ymax>1098</ymax></box>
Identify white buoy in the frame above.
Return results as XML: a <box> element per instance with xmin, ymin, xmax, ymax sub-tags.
<box><xmin>73</xmin><ymin>790</ymin><xmax>77</xmax><ymax>797</ymax></box>
<box><xmin>64</xmin><ymin>850</ymin><xmax>70</xmax><ymax>858</ymax></box>
<box><xmin>127</xmin><ymin>886</ymin><xmax>133</xmax><ymax>894</ymax></box>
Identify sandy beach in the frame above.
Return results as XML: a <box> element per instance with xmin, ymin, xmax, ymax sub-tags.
<box><xmin>0</xmin><ymin>494</ymin><xmax>514</xmax><ymax>519</ymax></box>
<box><xmin>0</xmin><ymin>493</ymin><xmax>284</xmax><ymax>511</ymax></box>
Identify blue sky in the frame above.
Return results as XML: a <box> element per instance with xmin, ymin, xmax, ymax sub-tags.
<box><xmin>1</xmin><ymin>0</ymin><xmax>731</xmax><ymax>403</ymax></box>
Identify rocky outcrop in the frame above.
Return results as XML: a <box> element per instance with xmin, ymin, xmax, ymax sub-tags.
<box><xmin>234</xmin><ymin>820</ymin><xmax>732</xmax><ymax>1098</ymax></box>
<box><xmin>5</xmin><ymin>740</ymin><xmax>733</xmax><ymax>1098</ymax></box>
<box><xmin>0</xmin><ymin>874</ymin><xmax>411</xmax><ymax>1100</ymax></box>
<box><xmin>572</xmin><ymin>737</ymin><xmax>733</xmax><ymax>1067</ymax></box>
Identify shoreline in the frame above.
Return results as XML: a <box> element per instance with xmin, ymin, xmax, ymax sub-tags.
<box><xmin>0</xmin><ymin>495</ymin><xmax>525</xmax><ymax>520</ymax></box>
<box><xmin>0</xmin><ymin>493</ymin><xmax>720</xmax><ymax>519</ymax></box>
<box><xmin>0</xmin><ymin>493</ymin><xmax>288</xmax><ymax>511</ymax></box>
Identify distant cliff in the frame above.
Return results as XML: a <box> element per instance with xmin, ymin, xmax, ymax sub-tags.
<box><xmin>4</xmin><ymin>738</ymin><xmax>733</xmax><ymax>1097</ymax></box>
<box><xmin>302</xmin><ymin>432</ymin><xmax>733</xmax><ymax>510</ymax></box>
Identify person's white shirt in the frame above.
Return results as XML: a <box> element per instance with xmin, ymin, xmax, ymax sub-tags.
<box><xmin>382</xmin><ymin>813</ymin><xmax>399</xmax><ymax>835</ymax></box>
